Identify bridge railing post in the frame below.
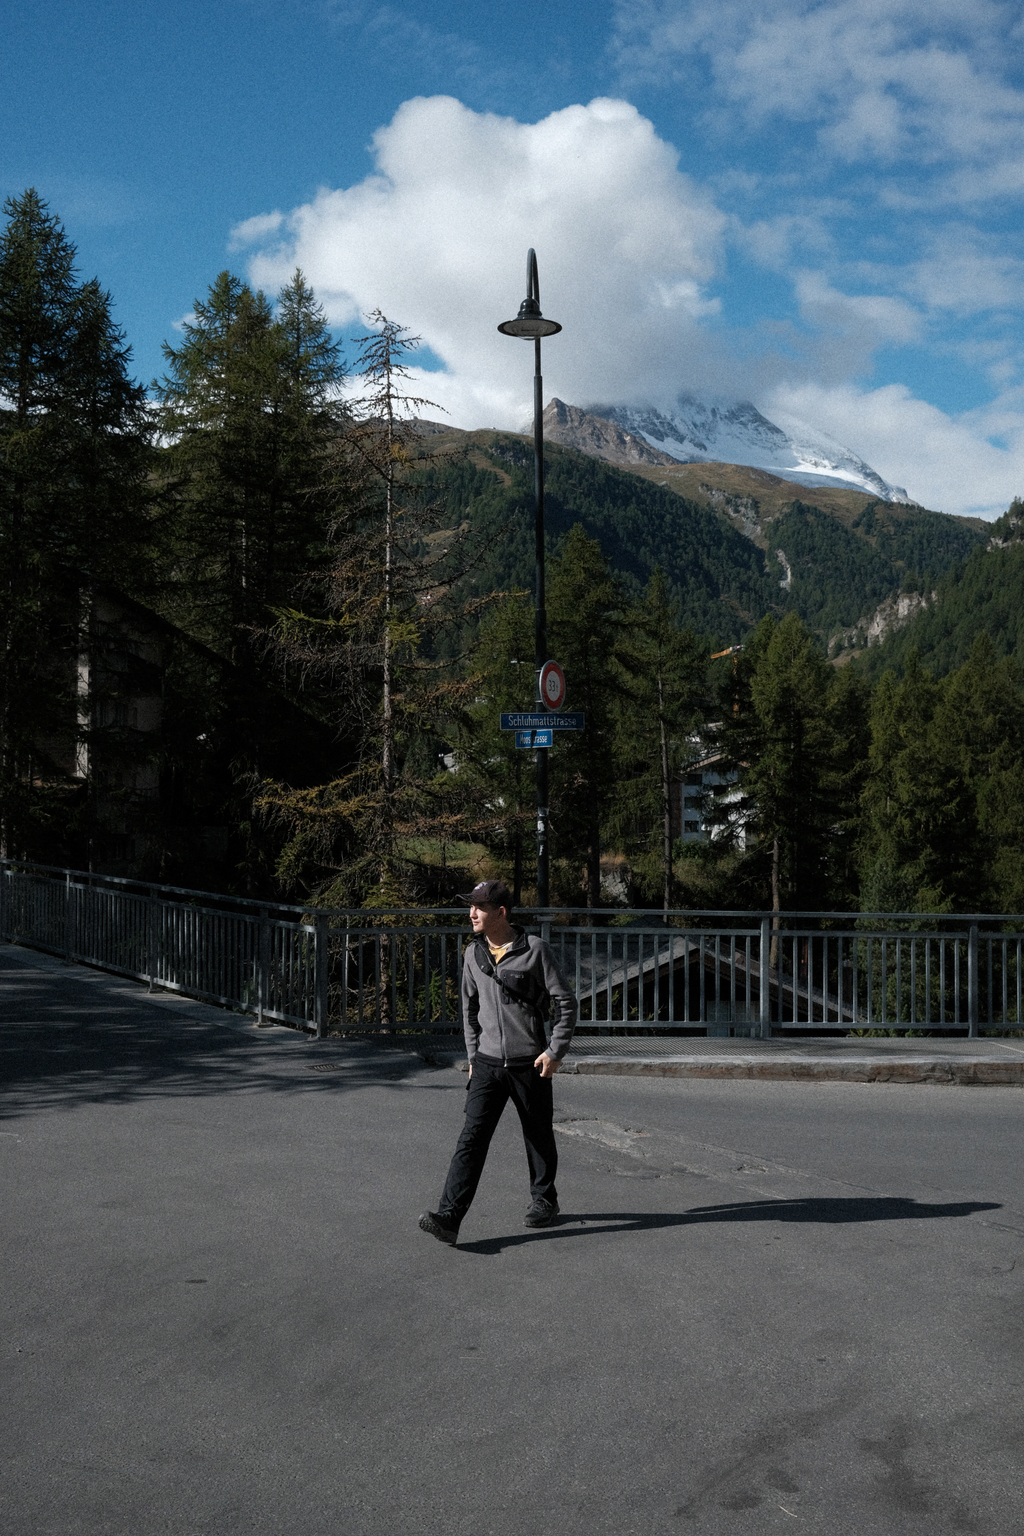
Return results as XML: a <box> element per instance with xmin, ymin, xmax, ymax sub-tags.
<box><xmin>968</xmin><ymin>924</ymin><xmax>979</xmax><ymax>1039</ymax></box>
<box><xmin>64</xmin><ymin>870</ymin><xmax>74</xmax><ymax>964</ymax></box>
<box><xmin>256</xmin><ymin>907</ymin><xmax>270</xmax><ymax>1026</ymax></box>
<box><xmin>314</xmin><ymin>913</ymin><xmax>329</xmax><ymax>1039</ymax></box>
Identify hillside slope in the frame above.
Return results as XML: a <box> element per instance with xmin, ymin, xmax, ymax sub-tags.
<box><xmin>425</xmin><ymin>430</ymin><xmax>775</xmax><ymax>643</ymax></box>
<box><xmin>417</xmin><ymin>427</ymin><xmax>988</xmax><ymax>652</ymax></box>
<box><xmin>854</xmin><ymin>504</ymin><xmax>1024</xmax><ymax>678</ymax></box>
<box><xmin>624</xmin><ymin>460</ymin><xmax>985</xmax><ymax>648</ymax></box>
<box><xmin>622</xmin><ymin>459</ymin><xmax>986</xmax><ymax>542</ymax></box>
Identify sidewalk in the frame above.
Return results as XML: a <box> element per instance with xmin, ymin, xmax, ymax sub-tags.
<box><xmin>5</xmin><ymin>940</ymin><xmax>1022</xmax><ymax>1086</ymax></box>
<box><xmin>559</xmin><ymin>1032</ymin><xmax>1024</xmax><ymax>1084</ymax></box>
<box><xmin>434</xmin><ymin>1025</ymin><xmax>1024</xmax><ymax>1085</ymax></box>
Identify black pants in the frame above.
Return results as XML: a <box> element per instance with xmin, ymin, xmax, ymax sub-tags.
<box><xmin>438</xmin><ymin>1054</ymin><xmax>558</xmax><ymax>1224</ymax></box>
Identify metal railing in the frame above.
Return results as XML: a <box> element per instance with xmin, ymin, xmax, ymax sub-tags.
<box><xmin>3</xmin><ymin>860</ymin><xmax>1023</xmax><ymax>1040</ymax></box>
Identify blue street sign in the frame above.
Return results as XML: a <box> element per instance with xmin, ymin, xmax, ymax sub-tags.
<box><xmin>515</xmin><ymin>728</ymin><xmax>553</xmax><ymax>749</ymax></box>
<box><xmin>500</xmin><ymin>711</ymin><xmax>585</xmax><ymax>731</ymax></box>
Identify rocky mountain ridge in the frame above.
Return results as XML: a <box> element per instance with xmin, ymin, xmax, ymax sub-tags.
<box><xmin>542</xmin><ymin>394</ymin><xmax>916</xmax><ymax>504</ymax></box>
<box><xmin>534</xmin><ymin>399</ymin><xmax>680</xmax><ymax>468</ymax></box>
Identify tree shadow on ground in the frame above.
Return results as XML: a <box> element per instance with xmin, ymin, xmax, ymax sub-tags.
<box><xmin>0</xmin><ymin>949</ymin><xmax>441</xmax><ymax>1118</ymax></box>
<box><xmin>457</xmin><ymin>1197</ymin><xmax>1003</xmax><ymax>1255</ymax></box>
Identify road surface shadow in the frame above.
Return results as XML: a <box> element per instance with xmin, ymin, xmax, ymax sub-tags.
<box><xmin>0</xmin><ymin>949</ymin><xmax>436</xmax><ymax>1117</ymax></box>
<box><xmin>457</xmin><ymin>1197</ymin><xmax>1002</xmax><ymax>1254</ymax></box>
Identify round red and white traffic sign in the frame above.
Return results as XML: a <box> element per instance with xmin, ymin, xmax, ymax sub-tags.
<box><xmin>539</xmin><ymin>660</ymin><xmax>566</xmax><ymax>710</ymax></box>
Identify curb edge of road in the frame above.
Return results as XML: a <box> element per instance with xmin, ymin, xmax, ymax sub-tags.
<box><xmin>436</xmin><ymin>1050</ymin><xmax>1024</xmax><ymax>1084</ymax></box>
<box><xmin>560</xmin><ymin>1058</ymin><xmax>1024</xmax><ymax>1085</ymax></box>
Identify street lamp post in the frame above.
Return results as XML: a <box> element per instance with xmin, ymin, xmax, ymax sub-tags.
<box><xmin>498</xmin><ymin>249</ymin><xmax>562</xmax><ymax>910</ymax></box>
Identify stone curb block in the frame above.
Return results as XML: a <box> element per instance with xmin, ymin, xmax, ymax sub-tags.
<box><xmin>562</xmin><ymin>1059</ymin><xmax>1024</xmax><ymax>1085</ymax></box>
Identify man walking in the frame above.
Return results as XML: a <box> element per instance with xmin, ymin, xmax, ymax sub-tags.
<box><xmin>419</xmin><ymin>880</ymin><xmax>578</xmax><ymax>1245</ymax></box>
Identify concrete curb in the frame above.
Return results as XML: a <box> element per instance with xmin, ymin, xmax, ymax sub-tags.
<box><xmin>443</xmin><ymin>1050</ymin><xmax>1024</xmax><ymax>1084</ymax></box>
<box><xmin>562</xmin><ymin>1057</ymin><xmax>1024</xmax><ymax>1085</ymax></box>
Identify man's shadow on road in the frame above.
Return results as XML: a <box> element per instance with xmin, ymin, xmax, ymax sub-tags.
<box><xmin>457</xmin><ymin>1196</ymin><xmax>1003</xmax><ymax>1254</ymax></box>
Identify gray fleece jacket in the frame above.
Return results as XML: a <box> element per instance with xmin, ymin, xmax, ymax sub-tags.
<box><xmin>461</xmin><ymin>928</ymin><xmax>578</xmax><ymax>1064</ymax></box>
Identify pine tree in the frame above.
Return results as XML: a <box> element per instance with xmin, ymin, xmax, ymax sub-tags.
<box><xmin>154</xmin><ymin>269</ymin><xmax>347</xmax><ymax>661</ymax></box>
<box><xmin>256</xmin><ymin>313</ymin><xmax>496</xmax><ymax>906</ymax></box>
<box><xmin>824</xmin><ymin>661</ymin><xmax>871</xmax><ymax>908</ymax></box>
<box><xmin>859</xmin><ymin>651</ymin><xmax>981</xmax><ymax>912</ymax></box>
<box><xmin>710</xmin><ymin>612</ymin><xmax>867</xmax><ymax>917</ymax></box>
<box><xmin>0</xmin><ymin>189</ymin><xmax>152</xmax><ymax>857</ymax></box>
<box><xmin>938</xmin><ymin>635</ymin><xmax>1024</xmax><ymax>913</ymax></box>
<box><xmin>609</xmin><ymin>568</ymin><xmax>708</xmax><ymax>911</ymax></box>
<box><xmin>546</xmin><ymin>525</ymin><xmax>628</xmax><ymax>907</ymax></box>
<box><xmin>455</xmin><ymin>594</ymin><xmax>536</xmax><ymax>904</ymax></box>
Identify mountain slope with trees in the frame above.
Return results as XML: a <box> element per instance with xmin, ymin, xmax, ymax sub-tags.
<box><xmin>415</xmin><ymin>430</ymin><xmax>776</xmax><ymax>643</ymax></box>
<box><xmin>854</xmin><ymin>501</ymin><xmax>1024</xmax><ymax>680</ymax></box>
<box><xmin>417</xmin><ymin>425</ymin><xmax>988</xmax><ymax>652</ymax></box>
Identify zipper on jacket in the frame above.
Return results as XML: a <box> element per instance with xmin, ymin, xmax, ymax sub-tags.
<box><xmin>478</xmin><ymin>932</ymin><xmax>532</xmax><ymax>1068</ymax></box>
<box><xmin>496</xmin><ymin>956</ymin><xmax>507</xmax><ymax>1066</ymax></box>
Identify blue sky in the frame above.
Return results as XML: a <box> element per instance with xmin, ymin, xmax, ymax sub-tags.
<box><xmin>4</xmin><ymin>0</ymin><xmax>1024</xmax><ymax>515</ymax></box>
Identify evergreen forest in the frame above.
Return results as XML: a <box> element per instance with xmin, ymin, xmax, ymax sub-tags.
<box><xmin>4</xmin><ymin>190</ymin><xmax>1024</xmax><ymax>917</ymax></box>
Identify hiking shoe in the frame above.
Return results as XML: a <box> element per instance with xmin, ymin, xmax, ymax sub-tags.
<box><xmin>524</xmin><ymin>1198</ymin><xmax>559</xmax><ymax>1228</ymax></box>
<box><xmin>419</xmin><ymin>1210</ymin><xmax>460</xmax><ymax>1245</ymax></box>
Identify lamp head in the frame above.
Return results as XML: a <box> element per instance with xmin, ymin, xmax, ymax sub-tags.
<box><xmin>498</xmin><ymin>248</ymin><xmax>562</xmax><ymax>338</ymax></box>
<box><xmin>498</xmin><ymin>299</ymin><xmax>562</xmax><ymax>340</ymax></box>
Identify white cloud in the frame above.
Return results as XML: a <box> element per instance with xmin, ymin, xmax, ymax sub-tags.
<box><xmin>321</xmin><ymin>2</ymin><xmax>487</xmax><ymax>81</ymax></box>
<box><xmin>232</xmin><ymin>93</ymin><xmax>1024</xmax><ymax>517</ymax></box>
<box><xmin>232</xmin><ymin>94</ymin><xmax>727</xmax><ymax>425</ymax></box>
<box><xmin>903</xmin><ymin>233</ymin><xmax>1024</xmax><ymax>315</ymax></box>
<box><xmin>228</xmin><ymin>210</ymin><xmax>284</xmax><ymax>250</ymax></box>
<box><xmin>732</xmin><ymin>212</ymin><xmax>839</xmax><ymax>269</ymax></box>
<box><xmin>793</xmin><ymin>270</ymin><xmax>923</xmax><ymax>358</ymax></box>
<box><xmin>614</xmin><ymin>0</ymin><xmax>1024</xmax><ymax>201</ymax></box>
<box><xmin>764</xmin><ymin>379</ymin><xmax>1024</xmax><ymax>517</ymax></box>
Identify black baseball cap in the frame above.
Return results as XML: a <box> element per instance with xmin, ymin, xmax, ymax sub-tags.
<box><xmin>458</xmin><ymin>879</ymin><xmax>513</xmax><ymax>910</ymax></box>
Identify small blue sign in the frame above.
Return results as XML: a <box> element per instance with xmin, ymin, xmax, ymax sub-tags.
<box><xmin>515</xmin><ymin>728</ymin><xmax>553</xmax><ymax>749</ymax></box>
<box><xmin>500</xmin><ymin>711</ymin><xmax>585</xmax><ymax>732</ymax></box>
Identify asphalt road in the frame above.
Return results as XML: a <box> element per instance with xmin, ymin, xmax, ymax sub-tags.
<box><xmin>3</xmin><ymin>945</ymin><xmax>1024</xmax><ymax>1535</ymax></box>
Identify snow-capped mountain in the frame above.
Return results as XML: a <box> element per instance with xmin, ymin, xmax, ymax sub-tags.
<box><xmin>535</xmin><ymin>398</ymin><xmax>681</xmax><ymax>468</ymax></box>
<box><xmin>585</xmin><ymin>395</ymin><xmax>915</xmax><ymax>504</ymax></box>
